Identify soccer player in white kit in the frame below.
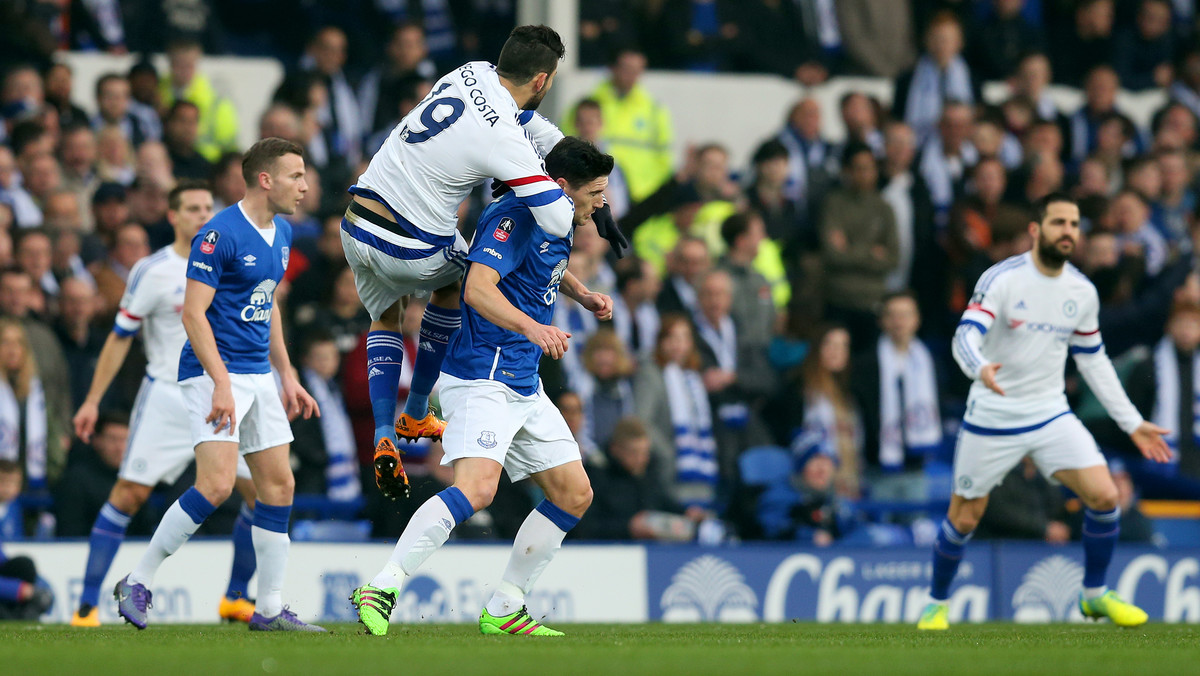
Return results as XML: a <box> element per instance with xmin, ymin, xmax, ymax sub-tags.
<box><xmin>70</xmin><ymin>181</ymin><xmax>259</xmax><ymax>627</ymax></box>
<box><xmin>918</xmin><ymin>193</ymin><xmax>1173</xmax><ymax>630</ymax></box>
<box><xmin>341</xmin><ymin>25</ymin><xmax>628</xmax><ymax>502</ymax></box>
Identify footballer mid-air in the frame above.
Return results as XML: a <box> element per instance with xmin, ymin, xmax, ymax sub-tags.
<box><xmin>350</xmin><ymin>137</ymin><xmax>614</xmax><ymax>637</ymax></box>
<box><xmin>340</xmin><ymin>24</ymin><xmax>628</xmax><ymax>504</ymax></box>
<box><xmin>919</xmin><ymin>192</ymin><xmax>1172</xmax><ymax>631</ymax></box>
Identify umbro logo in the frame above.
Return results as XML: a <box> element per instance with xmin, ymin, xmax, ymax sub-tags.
<box><xmin>540</xmin><ymin>241</ymin><xmax>550</xmax><ymax>253</ymax></box>
<box><xmin>368</xmin><ymin>366</ymin><xmax>384</xmax><ymax>378</ymax></box>
<box><xmin>243</xmin><ymin>254</ymin><xmax>257</xmax><ymax>266</ymax></box>
<box><xmin>1015</xmin><ymin>300</ymin><xmax>1027</xmax><ymax>309</ymax></box>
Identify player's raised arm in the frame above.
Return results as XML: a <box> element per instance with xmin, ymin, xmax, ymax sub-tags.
<box><xmin>517</xmin><ymin>110</ymin><xmax>564</xmax><ymax>157</ymax></box>
<box><xmin>463</xmin><ymin>262</ymin><xmax>571</xmax><ymax>359</ymax></box>
<box><xmin>487</xmin><ymin>131</ymin><xmax>575</xmax><ymax>239</ymax></box>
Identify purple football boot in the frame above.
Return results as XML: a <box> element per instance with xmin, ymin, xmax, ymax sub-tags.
<box><xmin>113</xmin><ymin>574</ymin><xmax>152</xmax><ymax>629</ymax></box>
<box><xmin>248</xmin><ymin>606</ymin><xmax>327</xmax><ymax>632</ymax></box>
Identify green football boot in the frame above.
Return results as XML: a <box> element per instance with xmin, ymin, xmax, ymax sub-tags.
<box><xmin>1079</xmin><ymin>590</ymin><xmax>1148</xmax><ymax>627</ymax></box>
<box><xmin>350</xmin><ymin>584</ymin><xmax>397</xmax><ymax>636</ymax></box>
<box><xmin>479</xmin><ymin>606</ymin><xmax>564</xmax><ymax>636</ymax></box>
<box><xmin>917</xmin><ymin>602</ymin><xmax>949</xmax><ymax>631</ymax></box>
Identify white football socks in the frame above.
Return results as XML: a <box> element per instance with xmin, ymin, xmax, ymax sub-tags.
<box><xmin>484</xmin><ymin>507</ymin><xmax>568</xmax><ymax>617</ymax></box>
<box><xmin>252</xmin><ymin>526</ymin><xmax>290</xmax><ymax>618</ymax></box>
<box><xmin>370</xmin><ymin>495</ymin><xmax>456</xmax><ymax>590</ymax></box>
<box><xmin>128</xmin><ymin>501</ymin><xmax>202</xmax><ymax>587</ymax></box>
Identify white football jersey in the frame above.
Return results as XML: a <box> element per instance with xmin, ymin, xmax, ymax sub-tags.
<box><xmin>113</xmin><ymin>246</ymin><xmax>188</xmax><ymax>382</ymax></box>
<box><xmin>355</xmin><ymin>61</ymin><xmax>571</xmax><ymax>243</ymax></box>
<box><xmin>952</xmin><ymin>252</ymin><xmax>1139</xmax><ymax>431</ymax></box>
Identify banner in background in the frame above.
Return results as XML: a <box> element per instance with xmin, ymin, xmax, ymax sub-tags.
<box><xmin>9</xmin><ymin>542</ymin><xmax>1199</xmax><ymax>624</ymax></box>
<box><xmin>10</xmin><ymin>541</ymin><xmax>646</xmax><ymax>625</ymax></box>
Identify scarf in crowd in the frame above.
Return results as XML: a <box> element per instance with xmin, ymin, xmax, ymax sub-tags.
<box><xmin>1170</xmin><ymin>82</ymin><xmax>1200</xmax><ymax>120</ymax></box>
<box><xmin>663</xmin><ymin>362</ymin><xmax>717</xmax><ymax>505</ymax></box>
<box><xmin>302</xmin><ymin>369</ymin><xmax>362</xmax><ymax>502</ymax></box>
<box><xmin>778</xmin><ymin>126</ymin><xmax>830</xmax><ymax>208</ymax></box>
<box><xmin>794</xmin><ymin>392</ymin><xmax>862</xmax><ymax>496</ymax></box>
<box><xmin>904</xmin><ymin>54</ymin><xmax>974</xmax><ymax>146</ymax></box>
<box><xmin>1152</xmin><ymin>337</ymin><xmax>1195</xmax><ymax>467</ymax></box>
<box><xmin>877</xmin><ymin>337</ymin><xmax>942</xmax><ymax>469</ymax></box>
<box><xmin>610</xmin><ymin>296</ymin><xmax>660</xmax><ymax>359</ymax></box>
<box><xmin>0</xmin><ymin>377</ymin><xmax>47</xmax><ymax>489</ymax></box>
<box><xmin>919</xmin><ymin>136</ymin><xmax>979</xmax><ymax>212</ymax></box>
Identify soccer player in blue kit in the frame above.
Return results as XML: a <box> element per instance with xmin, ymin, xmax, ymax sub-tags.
<box><xmin>350</xmin><ymin>137</ymin><xmax>614</xmax><ymax>636</ymax></box>
<box><xmin>114</xmin><ymin>138</ymin><xmax>324</xmax><ymax>632</ymax></box>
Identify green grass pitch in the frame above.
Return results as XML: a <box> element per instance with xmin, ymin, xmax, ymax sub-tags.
<box><xmin>3</xmin><ymin>623</ymin><xmax>1198</xmax><ymax>675</ymax></box>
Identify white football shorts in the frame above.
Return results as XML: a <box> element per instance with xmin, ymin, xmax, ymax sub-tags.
<box><xmin>340</xmin><ymin>207</ymin><xmax>467</xmax><ymax>321</ymax></box>
<box><xmin>180</xmin><ymin>372</ymin><xmax>294</xmax><ymax>454</ymax></box>
<box><xmin>439</xmin><ymin>375</ymin><xmax>581</xmax><ymax>482</ymax></box>
<box><xmin>119</xmin><ymin>376</ymin><xmax>251</xmax><ymax>485</ymax></box>
<box><xmin>952</xmin><ymin>411</ymin><xmax>1106</xmax><ymax>499</ymax></box>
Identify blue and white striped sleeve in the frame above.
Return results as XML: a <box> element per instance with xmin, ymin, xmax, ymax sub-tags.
<box><xmin>952</xmin><ymin>272</ymin><xmax>1003</xmax><ymax>380</ymax></box>
<box><xmin>113</xmin><ymin>257</ymin><xmax>159</xmax><ymax>337</ymax></box>
<box><xmin>488</xmin><ymin>127</ymin><xmax>574</xmax><ymax>238</ymax></box>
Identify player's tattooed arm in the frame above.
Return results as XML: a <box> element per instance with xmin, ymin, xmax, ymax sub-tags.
<box><xmin>560</xmin><ymin>271</ymin><xmax>613</xmax><ymax>321</ymax></box>
<box><xmin>463</xmin><ymin>262</ymin><xmax>572</xmax><ymax>359</ymax></box>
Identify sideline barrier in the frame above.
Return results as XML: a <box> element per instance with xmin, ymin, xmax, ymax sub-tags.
<box><xmin>9</xmin><ymin>542</ymin><xmax>1198</xmax><ymax>624</ymax></box>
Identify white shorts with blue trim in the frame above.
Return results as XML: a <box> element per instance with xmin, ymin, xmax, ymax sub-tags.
<box><xmin>119</xmin><ymin>376</ymin><xmax>251</xmax><ymax>485</ymax></box>
<box><xmin>340</xmin><ymin>212</ymin><xmax>467</xmax><ymax>321</ymax></box>
<box><xmin>180</xmin><ymin>372</ymin><xmax>294</xmax><ymax>455</ymax></box>
<box><xmin>438</xmin><ymin>375</ymin><xmax>580</xmax><ymax>482</ymax></box>
<box><xmin>951</xmin><ymin>411</ymin><xmax>1106</xmax><ymax>499</ymax></box>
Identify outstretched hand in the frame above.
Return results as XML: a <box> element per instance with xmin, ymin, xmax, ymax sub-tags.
<box><xmin>1131</xmin><ymin>421</ymin><xmax>1173</xmax><ymax>464</ymax></box>
<box><xmin>980</xmin><ymin>363</ymin><xmax>1005</xmax><ymax>396</ymax></box>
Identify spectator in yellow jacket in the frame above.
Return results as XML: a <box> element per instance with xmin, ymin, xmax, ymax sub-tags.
<box><xmin>158</xmin><ymin>37</ymin><xmax>239</xmax><ymax>163</ymax></box>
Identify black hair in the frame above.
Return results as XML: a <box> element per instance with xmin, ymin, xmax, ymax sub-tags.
<box><xmin>720</xmin><ymin>212</ymin><xmax>755</xmax><ymax>250</ymax></box>
<box><xmin>840</xmin><ymin>141</ymin><xmax>875</xmax><ymax>167</ymax></box>
<box><xmin>752</xmin><ymin>139</ymin><xmax>789</xmax><ymax>165</ymax></box>
<box><xmin>9</xmin><ymin>121</ymin><xmax>47</xmax><ymax>157</ymax></box>
<box><xmin>1034</xmin><ymin>192</ymin><xmax>1078</xmax><ymax>222</ymax></box>
<box><xmin>165</xmin><ymin>99</ymin><xmax>199</xmax><ymax>122</ymax></box>
<box><xmin>613</xmin><ymin>256</ymin><xmax>648</xmax><ymax>294</ymax></box>
<box><xmin>544</xmin><ymin>137</ymin><xmax>614</xmax><ymax>189</ymax></box>
<box><xmin>495</xmin><ymin>25</ymin><xmax>564</xmax><ymax>85</ymax></box>
<box><xmin>168</xmin><ymin>179</ymin><xmax>212</xmax><ymax>211</ymax></box>
<box><xmin>96</xmin><ymin>409</ymin><xmax>130</xmax><ymax>435</ymax></box>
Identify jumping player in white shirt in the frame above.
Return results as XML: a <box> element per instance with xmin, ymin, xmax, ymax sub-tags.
<box><xmin>341</xmin><ymin>25</ymin><xmax>628</xmax><ymax>502</ymax></box>
<box><xmin>350</xmin><ymin>137</ymin><xmax>614</xmax><ymax>637</ymax></box>
<box><xmin>70</xmin><ymin>181</ymin><xmax>259</xmax><ymax>627</ymax></box>
<box><xmin>114</xmin><ymin>138</ymin><xmax>324</xmax><ymax>632</ymax></box>
<box><xmin>918</xmin><ymin>193</ymin><xmax>1173</xmax><ymax>631</ymax></box>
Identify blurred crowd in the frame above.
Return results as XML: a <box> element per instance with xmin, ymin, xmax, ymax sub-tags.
<box><xmin>0</xmin><ymin>0</ymin><xmax>1198</xmax><ymax>553</ymax></box>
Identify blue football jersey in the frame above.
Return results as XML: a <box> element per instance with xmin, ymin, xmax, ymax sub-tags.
<box><xmin>179</xmin><ymin>203</ymin><xmax>292</xmax><ymax>380</ymax></box>
<box><xmin>442</xmin><ymin>193</ymin><xmax>572</xmax><ymax>395</ymax></box>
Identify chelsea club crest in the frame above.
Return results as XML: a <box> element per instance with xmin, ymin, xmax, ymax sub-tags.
<box><xmin>281</xmin><ymin>246</ymin><xmax>290</xmax><ymax>269</ymax></box>
<box><xmin>1062</xmin><ymin>299</ymin><xmax>1077</xmax><ymax>317</ymax></box>
<box><xmin>478</xmin><ymin>431</ymin><xmax>497</xmax><ymax>449</ymax></box>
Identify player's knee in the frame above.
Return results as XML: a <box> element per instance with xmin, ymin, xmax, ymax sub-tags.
<box><xmin>458</xmin><ymin>480</ymin><xmax>497</xmax><ymax>511</ymax></box>
<box><xmin>1087</xmin><ymin>486</ymin><xmax>1119</xmax><ymax>512</ymax></box>
<box><xmin>260</xmin><ymin>472</ymin><xmax>295</xmax><ymax>504</ymax></box>
<box><xmin>110</xmin><ymin>481</ymin><xmax>152</xmax><ymax>513</ymax></box>
<box><xmin>431</xmin><ymin>281</ymin><xmax>461</xmax><ymax>307</ymax></box>
<box><xmin>195</xmin><ymin>475</ymin><xmax>235</xmax><ymax>505</ymax></box>
<box><xmin>572</xmin><ymin>485</ymin><xmax>594</xmax><ymax>515</ymax></box>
